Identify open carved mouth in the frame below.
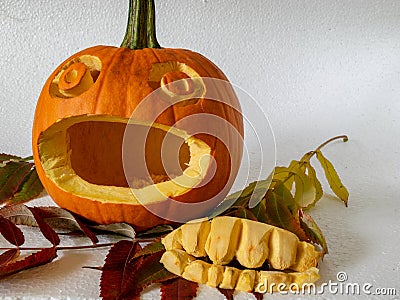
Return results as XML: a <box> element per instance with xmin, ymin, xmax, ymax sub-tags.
<box><xmin>37</xmin><ymin>115</ymin><xmax>212</xmax><ymax>205</ymax></box>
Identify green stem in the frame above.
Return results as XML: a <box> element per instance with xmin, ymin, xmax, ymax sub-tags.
<box><xmin>121</xmin><ymin>0</ymin><xmax>161</xmax><ymax>49</ymax></box>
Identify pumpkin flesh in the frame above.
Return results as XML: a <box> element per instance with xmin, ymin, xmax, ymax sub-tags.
<box><xmin>38</xmin><ymin>115</ymin><xmax>212</xmax><ymax>205</ymax></box>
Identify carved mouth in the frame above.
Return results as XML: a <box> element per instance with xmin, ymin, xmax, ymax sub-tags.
<box><xmin>37</xmin><ymin>115</ymin><xmax>212</xmax><ymax>205</ymax></box>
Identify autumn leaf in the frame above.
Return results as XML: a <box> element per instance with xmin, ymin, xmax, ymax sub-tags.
<box><xmin>136</xmin><ymin>224</ymin><xmax>173</xmax><ymax>239</ymax></box>
<box><xmin>0</xmin><ymin>161</ymin><xmax>33</xmax><ymax>203</ymax></box>
<box><xmin>316</xmin><ymin>150</ymin><xmax>349</xmax><ymax>206</ymax></box>
<box><xmin>0</xmin><ymin>247</ymin><xmax>57</xmax><ymax>279</ymax></box>
<box><xmin>0</xmin><ymin>215</ymin><xmax>24</xmax><ymax>246</ymax></box>
<box><xmin>100</xmin><ymin>240</ymin><xmax>143</xmax><ymax>300</ymax></box>
<box><xmin>300</xmin><ymin>211</ymin><xmax>328</xmax><ymax>254</ymax></box>
<box><xmin>0</xmin><ymin>204</ymin><xmax>37</xmax><ymax>226</ymax></box>
<box><xmin>28</xmin><ymin>207</ymin><xmax>60</xmax><ymax>246</ymax></box>
<box><xmin>218</xmin><ymin>288</ymin><xmax>235</xmax><ymax>300</ymax></box>
<box><xmin>119</xmin><ymin>250</ymin><xmax>177</xmax><ymax>299</ymax></box>
<box><xmin>91</xmin><ymin>223</ymin><xmax>136</xmax><ymax>239</ymax></box>
<box><xmin>8</xmin><ymin>167</ymin><xmax>44</xmax><ymax>205</ymax></box>
<box><xmin>0</xmin><ymin>153</ymin><xmax>22</xmax><ymax>163</ymax></box>
<box><xmin>160</xmin><ymin>278</ymin><xmax>199</xmax><ymax>300</ymax></box>
<box><xmin>293</xmin><ymin>169</ymin><xmax>317</xmax><ymax>209</ymax></box>
<box><xmin>100</xmin><ymin>240</ymin><xmax>176</xmax><ymax>299</ymax></box>
<box><xmin>264</xmin><ymin>191</ymin><xmax>309</xmax><ymax>241</ymax></box>
<box><xmin>38</xmin><ymin>207</ymin><xmax>98</xmax><ymax>244</ymax></box>
<box><xmin>132</xmin><ymin>239</ymin><xmax>165</xmax><ymax>259</ymax></box>
<box><xmin>302</xmin><ymin>161</ymin><xmax>323</xmax><ymax>209</ymax></box>
<box><xmin>0</xmin><ymin>249</ymin><xmax>20</xmax><ymax>267</ymax></box>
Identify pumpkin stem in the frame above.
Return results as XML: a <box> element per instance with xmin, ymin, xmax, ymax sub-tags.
<box><xmin>121</xmin><ymin>0</ymin><xmax>161</xmax><ymax>49</ymax></box>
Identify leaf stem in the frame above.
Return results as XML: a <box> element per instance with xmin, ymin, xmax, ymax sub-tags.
<box><xmin>273</xmin><ymin>135</ymin><xmax>348</xmax><ymax>188</ymax></box>
<box><xmin>0</xmin><ymin>238</ymin><xmax>156</xmax><ymax>251</ymax></box>
<box><xmin>314</xmin><ymin>135</ymin><xmax>348</xmax><ymax>153</ymax></box>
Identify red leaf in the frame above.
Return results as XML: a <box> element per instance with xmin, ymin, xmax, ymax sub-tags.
<box><xmin>218</xmin><ymin>288</ymin><xmax>235</xmax><ymax>300</ymax></box>
<box><xmin>0</xmin><ymin>249</ymin><xmax>19</xmax><ymax>267</ymax></box>
<box><xmin>161</xmin><ymin>278</ymin><xmax>199</xmax><ymax>300</ymax></box>
<box><xmin>0</xmin><ymin>247</ymin><xmax>57</xmax><ymax>279</ymax></box>
<box><xmin>0</xmin><ymin>215</ymin><xmax>24</xmax><ymax>246</ymax></box>
<box><xmin>39</xmin><ymin>207</ymin><xmax>98</xmax><ymax>244</ymax></box>
<box><xmin>28</xmin><ymin>207</ymin><xmax>60</xmax><ymax>246</ymax></box>
<box><xmin>253</xmin><ymin>292</ymin><xmax>264</xmax><ymax>300</ymax></box>
<box><xmin>100</xmin><ymin>240</ymin><xmax>177</xmax><ymax>300</ymax></box>
<box><xmin>119</xmin><ymin>250</ymin><xmax>177</xmax><ymax>299</ymax></box>
<box><xmin>100</xmin><ymin>240</ymin><xmax>142</xmax><ymax>300</ymax></box>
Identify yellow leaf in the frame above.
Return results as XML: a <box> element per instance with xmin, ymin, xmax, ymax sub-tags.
<box><xmin>316</xmin><ymin>151</ymin><xmax>348</xmax><ymax>206</ymax></box>
<box><xmin>293</xmin><ymin>170</ymin><xmax>316</xmax><ymax>209</ymax></box>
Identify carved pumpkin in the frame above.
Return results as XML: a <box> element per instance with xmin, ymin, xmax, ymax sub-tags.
<box><xmin>32</xmin><ymin>0</ymin><xmax>243</xmax><ymax>230</ymax></box>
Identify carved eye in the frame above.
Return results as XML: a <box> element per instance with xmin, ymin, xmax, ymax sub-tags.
<box><xmin>161</xmin><ymin>71</ymin><xmax>195</xmax><ymax>96</ymax></box>
<box><xmin>149</xmin><ymin>61</ymin><xmax>205</xmax><ymax>106</ymax></box>
<box><xmin>50</xmin><ymin>55</ymin><xmax>102</xmax><ymax>98</ymax></box>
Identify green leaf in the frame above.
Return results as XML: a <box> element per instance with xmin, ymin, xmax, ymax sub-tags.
<box><xmin>250</xmin><ymin>198</ymin><xmax>268</xmax><ymax>223</ymax></box>
<box><xmin>273</xmin><ymin>181</ymin><xmax>298</xmax><ymax>214</ymax></box>
<box><xmin>226</xmin><ymin>206</ymin><xmax>257</xmax><ymax>221</ymax></box>
<box><xmin>316</xmin><ymin>150</ymin><xmax>349</xmax><ymax>206</ymax></box>
<box><xmin>132</xmin><ymin>240</ymin><xmax>165</xmax><ymax>259</ymax></box>
<box><xmin>0</xmin><ymin>154</ymin><xmax>22</xmax><ymax>164</ymax></box>
<box><xmin>300</xmin><ymin>211</ymin><xmax>328</xmax><ymax>254</ymax></box>
<box><xmin>8</xmin><ymin>168</ymin><xmax>44</xmax><ymax>205</ymax></box>
<box><xmin>271</xmin><ymin>160</ymin><xmax>301</xmax><ymax>190</ymax></box>
<box><xmin>0</xmin><ymin>161</ymin><xmax>33</xmax><ymax>202</ymax></box>
<box><xmin>209</xmin><ymin>178</ymin><xmax>271</xmax><ymax>218</ymax></box>
<box><xmin>264</xmin><ymin>191</ymin><xmax>309</xmax><ymax>241</ymax></box>
<box><xmin>136</xmin><ymin>225</ymin><xmax>173</xmax><ymax>239</ymax></box>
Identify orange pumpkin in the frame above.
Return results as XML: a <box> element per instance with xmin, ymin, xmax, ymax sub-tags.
<box><xmin>32</xmin><ymin>0</ymin><xmax>243</xmax><ymax>231</ymax></box>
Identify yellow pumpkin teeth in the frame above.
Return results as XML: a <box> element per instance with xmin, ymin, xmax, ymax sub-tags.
<box><xmin>160</xmin><ymin>249</ymin><xmax>321</xmax><ymax>292</ymax></box>
<box><xmin>161</xmin><ymin>216</ymin><xmax>322</xmax><ymax>272</ymax></box>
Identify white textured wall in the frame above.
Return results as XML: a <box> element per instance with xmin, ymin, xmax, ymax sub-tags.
<box><xmin>1</xmin><ymin>1</ymin><xmax>399</xmax><ymax>299</ymax></box>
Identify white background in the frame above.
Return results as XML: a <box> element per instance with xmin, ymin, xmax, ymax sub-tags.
<box><xmin>1</xmin><ymin>0</ymin><xmax>399</xmax><ymax>299</ymax></box>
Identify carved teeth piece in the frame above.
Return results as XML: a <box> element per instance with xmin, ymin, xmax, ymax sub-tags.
<box><xmin>161</xmin><ymin>228</ymin><xmax>183</xmax><ymax>251</ymax></box>
<box><xmin>268</xmin><ymin>227</ymin><xmax>298</xmax><ymax>270</ymax></box>
<box><xmin>219</xmin><ymin>266</ymin><xmax>241</xmax><ymax>290</ymax></box>
<box><xmin>204</xmin><ymin>216</ymin><xmax>242</xmax><ymax>265</ymax></box>
<box><xmin>290</xmin><ymin>242</ymin><xmax>323</xmax><ymax>272</ymax></box>
<box><xmin>160</xmin><ymin>216</ymin><xmax>323</xmax><ymax>273</ymax></box>
<box><xmin>182</xmin><ymin>260</ymin><xmax>210</xmax><ymax>284</ymax></box>
<box><xmin>255</xmin><ymin>270</ymin><xmax>293</xmax><ymax>293</ymax></box>
<box><xmin>236</xmin><ymin>219</ymin><xmax>274</xmax><ymax>268</ymax></box>
<box><xmin>206</xmin><ymin>264</ymin><xmax>224</xmax><ymax>287</ymax></box>
<box><xmin>160</xmin><ymin>251</ymin><xmax>321</xmax><ymax>292</ymax></box>
<box><xmin>290</xmin><ymin>267</ymin><xmax>320</xmax><ymax>289</ymax></box>
<box><xmin>181</xmin><ymin>217</ymin><xmax>211</xmax><ymax>257</ymax></box>
<box><xmin>159</xmin><ymin>249</ymin><xmax>195</xmax><ymax>276</ymax></box>
<box><xmin>236</xmin><ymin>269</ymin><xmax>256</xmax><ymax>292</ymax></box>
